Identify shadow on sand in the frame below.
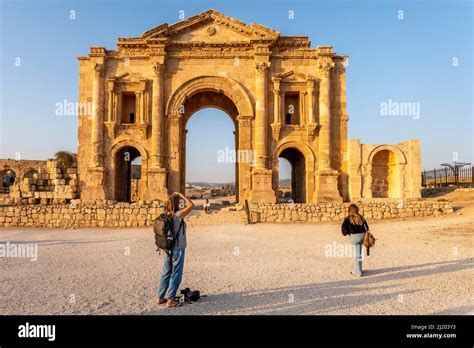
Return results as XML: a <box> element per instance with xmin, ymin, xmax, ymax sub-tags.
<box><xmin>144</xmin><ymin>257</ymin><xmax>473</xmax><ymax>315</ymax></box>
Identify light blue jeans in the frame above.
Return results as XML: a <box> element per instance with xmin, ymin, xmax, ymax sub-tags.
<box><xmin>350</xmin><ymin>233</ymin><xmax>365</xmax><ymax>276</ymax></box>
<box><xmin>158</xmin><ymin>248</ymin><xmax>185</xmax><ymax>299</ymax></box>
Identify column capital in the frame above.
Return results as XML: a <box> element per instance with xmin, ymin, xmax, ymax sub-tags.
<box><xmin>93</xmin><ymin>63</ymin><xmax>105</xmax><ymax>79</ymax></box>
<box><xmin>152</xmin><ymin>62</ymin><xmax>164</xmax><ymax>77</ymax></box>
<box><xmin>255</xmin><ymin>62</ymin><xmax>271</xmax><ymax>77</ymax></box>
<box><xmin>272</xmin><ymin>77</ymin><xmax>281</xmax><ymax>94</ymax></box>
<box><xmin>317</xmin><ymin>57</ymin><xmax>334</xmax><ymax>79</ymax></box>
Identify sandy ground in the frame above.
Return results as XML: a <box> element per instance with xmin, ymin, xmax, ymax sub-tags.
<box><xmin>0</xmin><ymin>191</ymin><xmax>473</xmax><ymax>315</ymax></box>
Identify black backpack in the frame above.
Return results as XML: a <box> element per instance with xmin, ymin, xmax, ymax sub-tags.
<box><xmin>153</xmin><ymin>213</ymin><xmax>184</xmax><ymax>255</ymax></box>
<box><xmin>179</xmin><ymin>287</ymin><xmax>203</xmax><ymax>303</ymax></box>
<box><xmin>153</xmin><ymin>213</ymin><xmax>175</xmax><ymax>254</ymax></box>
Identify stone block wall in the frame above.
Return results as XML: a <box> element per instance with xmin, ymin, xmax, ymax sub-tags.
<box><xmin>249</xmin><ymin>201</ymin><xmax>453</xmax><ymax>223</ymax></box>
<box><xmin>0</xmin><ymin>200</ymin><xmax>165</xmax><ymax>228</ymax></box>
<box><xmin>0</xmin><ymin>198</ymin><xmax>454</xmax><ymax>228</ymax></box>
<box><xmin>1</xmin><ymin>159</ymin><xmax>78</xmax><ymax>205</ymax></box>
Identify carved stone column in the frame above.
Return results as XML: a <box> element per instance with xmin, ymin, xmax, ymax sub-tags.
<box><xmin>318</xmin><ymin>59</ymin><xmax>333</xmax><ymax>171</ymax></box>
<box><xmin>271</xmin><ymin>77</ymin><xmax>282</xmax><ymax>139</ymax></box>
<box><xmin>82</xmin><ymin>61</ymin><xmax>107</xmax><ymax>201</ymax></box>
<box><xmin>151</xmin><ymin>62</ymin><xmax>165</xmax><ymax>167</ymax></box>
<box><xmin>237</xmin><ymin>115</ymin><xmax>253</xmax><ymax>203</ymax></box>
<box><xmin>250</xmin><ymin>60</ymin><xmax>275</xmax><ymax>203</ymax></box>
<box><xmin>91</xmin><ymin>63</ymin><xmax>105</xmax><ymax>167</ymax></box>
<box><xmin>307</xmin><ymin>78</ymin><xmax>315</xmax><ymax>124</ymax></box>
<box><xmin>135</xmin><ymin>91</ymin><xmax>142</xmax><ymax>123</ymax></box>
<box><xmin>107</xmin><ymin>79</ymin><xmax>114</xmax><ymax>122</ymax></box>
<box><xmin>254</xmin><ymin>61</ymin><xmax>270</xmax><ymax>169</ymax></box>
<box><xmin>314</xmin><ymin>57</ymin><xmax>342</xmax><ymax>202</ymax></box>
<box><xmin>306</xmin><ymin>77</ymin><xmax>317</xmax><ymax>140</ymax></box>
<box><xmin>168</xmin><ymin>114</ymin><xmax>182</xmax><ymax>193</ymax></box>
<box><xmin>116</xmin><ymin>90</ymin><xmax>122</xmax><ymax>125</ymax></box>
<box><xmin>144</xmin><ymin>62</ymin><xmax>167</xmax><ymax>201</ymax></box>
<box><xmin>141</xmin><ymin>91</ymin><xmax>146</xmax><ymax>124</ymax></box>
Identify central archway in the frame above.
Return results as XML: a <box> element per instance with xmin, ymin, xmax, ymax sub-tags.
<box><xmin>181</xmin><ymin>92</ymin><xmax>239</xmax><ymax>201</ymax></box>
<box><xmin>166</xmin><ymin>76</ymin><xmax>254</xmax><ymax>203</ymax></box>
<box><xmin>185</xmin><ymin>107</ymin><xmax>237</xmax><ymax>203</ymax></box>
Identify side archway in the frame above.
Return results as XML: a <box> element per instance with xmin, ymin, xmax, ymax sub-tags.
<box><xmin>272</xmin><ymin>141</ymin><xmax>316</xmax><ymax>203</ymax></box>
<box><xmin>366</xmin><ymin>145</ymin><xmax>407</xmax><ymax>199</ymax></box>
<box><xmin>0</xmin><ymin>168</ymin><xmax>17</xmax><ymax>194</ymax></box>
<box><xmin>109</xmin><ymin>139</ymin><xmax>149</xmax><ymax>202</ymax></box>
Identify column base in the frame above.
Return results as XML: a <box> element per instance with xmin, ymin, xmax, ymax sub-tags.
<box><xmin>314</xmin><ymin>169</ymin><xmax>343</xmax><ymax>203</ymax></box>
<box><xmin>249</xmin><ymin>168</ymin><xmax>276</xmax><ymax>203</ymax></box>
<box><xmin>143</xmin><ymin>167</ymin><xmax>169</xmax><ymax>202</ymax></box>
<box><xmin>80</xmin><ymin>167</ymin><xmax>107</xmax><ymax>200</ymax></box>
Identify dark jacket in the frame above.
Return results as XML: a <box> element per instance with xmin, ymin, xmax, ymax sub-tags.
<box><xmin>341</xmin><ymin>215</ymin><xmax>369</xmax><ymax>236</ymax></box>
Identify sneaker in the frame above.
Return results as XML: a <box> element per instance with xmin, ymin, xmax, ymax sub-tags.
<box><xmin>166</xmin><ymin>298</ymin><xmax>183</xmax><ymax>308</ymax></box>
<box><xmin>350</xmin><ymin>271</ymin><xmax>362</xmax><ymax>277</ymax></box>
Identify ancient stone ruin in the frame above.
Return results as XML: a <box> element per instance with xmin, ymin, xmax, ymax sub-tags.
<box><xmin>0</xmin><ymin>10</ymin><xmax>438</xmax><ymax>228</ymax></box>
<box><xmin>77</xmin><ymin>9</ymin><xmax>421</xmax><ymax>204</ymax></box>
<box><xmin>0</xmin><ymin>159</ymin><xmax>78</xmax><ymax>205</ymax></box>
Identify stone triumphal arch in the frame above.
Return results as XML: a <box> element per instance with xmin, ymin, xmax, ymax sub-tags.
<box><xmin>77</xmin><ymin>9</ymin><xmax>421</xmax><ymax>203</ymax></box>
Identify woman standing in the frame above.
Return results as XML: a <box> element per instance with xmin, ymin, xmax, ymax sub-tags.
<box><xmin>341</xmin><ymin>204</ymin><xmax>369</xmax><ymax>277</ymax></box>
<box><xmin>157</xmin><ymin>192</ymin><xmax>194</xmax><ymax>307</ymax></box>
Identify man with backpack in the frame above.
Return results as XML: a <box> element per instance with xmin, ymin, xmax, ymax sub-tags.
<box><xmin>155</xmin><ymin>192</ymin><xmax>194</xmax><ymax>308</ymax></box>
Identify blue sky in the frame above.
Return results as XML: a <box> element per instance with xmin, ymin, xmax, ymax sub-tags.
<box><xmin>1</xmin><ymin>0</ymin><xmax>472</xmax><ymax>183</ymax></box>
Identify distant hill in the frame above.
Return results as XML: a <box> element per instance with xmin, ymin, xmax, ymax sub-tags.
<box><xmin>279</xmin><ymin>178</ymin><xmax>291</xmax><ymax>188</ymax></box>
<box><xmin>186</xmin><ymin>182</ymin><xmax>235</xmax><ymax>188</ymax></box>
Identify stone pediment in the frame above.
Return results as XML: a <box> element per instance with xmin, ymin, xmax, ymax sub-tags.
<box><xmin>113</xmin><ymin>72</ymin><xmax>146</xmax><ymax>82</ymax></box>
<box><xmin>108</xmin><ymin>72</ymin><xmax>146</xmax><ymax>93</ymax></box>
<box><xmin>273</xmin><ymin>70</ymin><xmax>316</xmax><ymax>83</ymax></box>
<box><xmin>141</xmin><ymin>9</ymin><xmax>280</xmax><ymax>44</ymax></box>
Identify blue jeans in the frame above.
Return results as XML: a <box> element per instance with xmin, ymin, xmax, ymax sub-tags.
<box><xmin>350</xmin><ymin>233</ymin><xmax>365</xmax><ymax>276</ymax></box>
<box><xmin>158</xmin><ymin>248</ymin><xmax>185</xmax><ymax>299</ymax></box>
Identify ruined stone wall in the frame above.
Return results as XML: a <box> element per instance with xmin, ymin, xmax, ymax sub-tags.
<box><xmin>249</xmin><ymin>201</ymin><xmax>453</xmax><ymax>223</ymax></box>
<box><xmin>0</xmin><ymin>200</ymin><xmax>164</xmax><ymax>228</ymax></box>
<box><xmin>0</xmin><ymin>159</ymin><xmax>78</xmax><ymax>205</ymax></box>
<box><xmin>0</xmin><ymin>198</ymin><xmax>453</xmax><ymax>228</ymax></box>
<box><xmin>0</xmin><ymin>159</ymin><xmax>47</xmax><ymax>180</ymax></box>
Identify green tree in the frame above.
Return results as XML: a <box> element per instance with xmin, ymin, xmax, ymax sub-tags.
<box><xmin>54</xmin><ymin>151</ymin><xmax>76</xmax><ymax>168</ymax></box>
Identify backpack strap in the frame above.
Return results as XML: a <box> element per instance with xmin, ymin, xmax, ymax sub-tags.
<box><xmin>174</xmin><ymin>218</ymin><xmax>184</xmax><ymax>247</ymax></box>
<box><xmin>362</xmin><ymin>217</ymin><xmax>370</xmax><ymax>256</ymax></box>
